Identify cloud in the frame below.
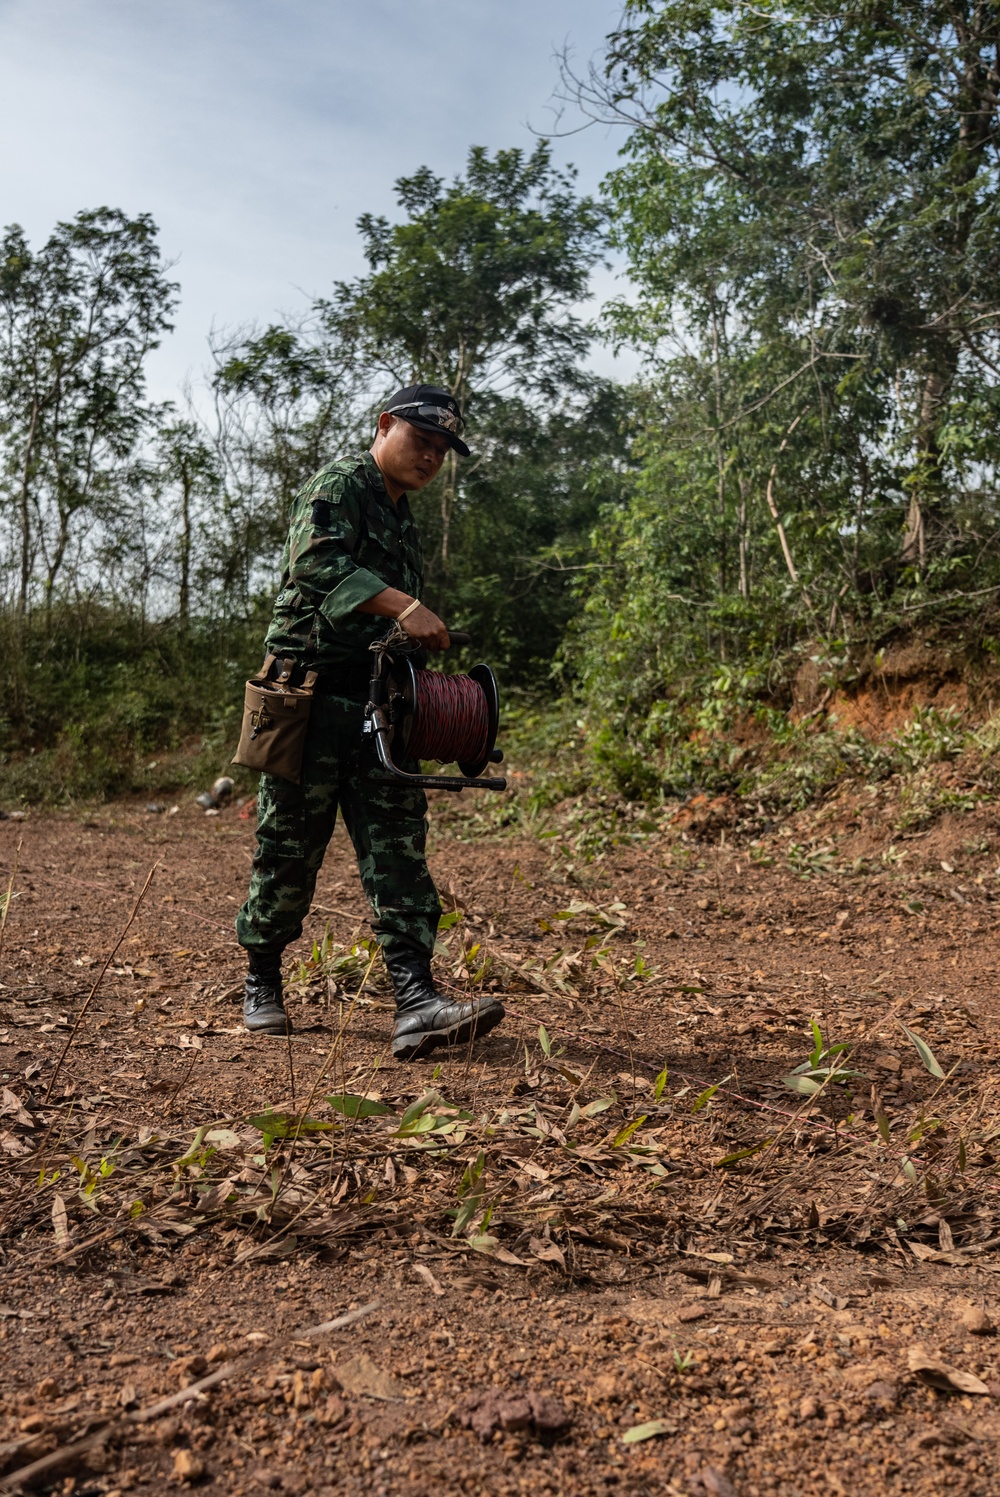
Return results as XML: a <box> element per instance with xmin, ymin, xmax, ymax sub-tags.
<box><xmin>0</xmin><ymin>0</ymin><xmax>639</xmax><ymax>399</ymax></box>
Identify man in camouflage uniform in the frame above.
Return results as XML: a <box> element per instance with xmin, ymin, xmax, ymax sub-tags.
<box><xmin>236</xmin><ymin>384</ymin><xmax>505</xmax><ymax>1059</ymax></box>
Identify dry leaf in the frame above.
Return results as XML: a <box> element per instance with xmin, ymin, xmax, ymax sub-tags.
<box><xmin>622</xmin><ymin>1418</ymin><xmax>676</xmax><ymax>1443</ymax></box>
<box><xmin>197</xmin><ymin>1178</ymin><xmax>236</xmax><ymax>1212</ymax></box>
<box><xmin>908</xmin><ymin>1241</ymin><xmax>975</xmax><ymax>1267</ymax></box>
<box><xmin>907</xmin><ymin>1349</ymin><xmax>991</xmax><ymax>1395</ymax></box>
<box><xmin>493</xmin><ymin>1247</ymin><xmax>530</xmax><ymax>1267</ymax></box>
<box><xmin>811</xmin><ymin>1282</ymin><xmax>848</xmax><ymax>1311</ymax></box>
<box><xmin>413</xmin><ymin>1263</ymin><xmax>445</xmax><ymax>1297</ymax></box>
<box><xmin>529</xmin><ymin>1236</ymin><xmax>567</xmax><ymax>1270</ymax></box>
<box><xmin>51</xmin><ymin>1194</ymin><xmax>71</xmax><ymax>1249</ymax></box>
<box><xmin>0</xmin><ymin>1087</ymin><xmax>33</xmax><ymax>1126</ymax></box>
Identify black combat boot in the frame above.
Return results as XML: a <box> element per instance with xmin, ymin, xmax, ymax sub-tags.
<box><xmin>383</xmin><ymin>946</ymin><xmax>504</xmax><ymax>1062</ymax></box>
<box><xmin>242</xmin><ymin>948</ymin><xmax>292</xmax><ymax>1035</ymax></box>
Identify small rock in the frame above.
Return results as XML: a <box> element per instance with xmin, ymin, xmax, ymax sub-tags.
<box><xmin>696</xmin><ymin>1467</ymin><xmax>738</xmax><ymax>1497</ymax></box>
<box><xmin>34</xmin><ymin>1377</ymin><xmax>60</xmax><ymax>1400</ymax></box>
<box><xmin>19</xmin><ymin>1413</ymin><xmax>49</xmax><ymax>1434</ymax></box>
<box><xmin>251</xmin><ymin>1473</ymin><xmax>282</xmax><ymax>1491</ymax></box>
<box><xmin>861</xmin><ymin>1380</ymin><xmax>898</xmax><ymax>1410</ymax></box>
<box><xmin>172</xmin><ymin>1354</ymin><xmax>208</xmax><ymax>1385</ymax></box>
<box><xmin>798</xmin><ymin>1395</ymin><xmax>821</xmax><ymax>1420</ymax></box>
<box><xmin>318</xmin><ymin>1393</ymin><xmax>346</xmax><ymax>1426</ymax></box>
<box><xmin>145</xmin><ymin>803</ymin><xmax>165</xmax><ymax>814</ymax></box>
<box><xmin>153</xmin><ymin>1418</ymin><xmax>183</xmax><ymax>1445</ymax></box>
<box><xmin>171</xmin><ymin>1448</ymin><xmax>204</xmax><ymax>1483</ymax></box>
<box><xmin>678</xmin><ymin>1305</ymin><xmax>707</xmax><ymax>1323</ymax></box>
<box><xmin>119</xmin><ymin>1382</ymin><xmax>139</xmax><ymax>1409</ymax></box>
<box><xmin>528</xmin><ymin>1392</ymin><xmax>570</xmax><ymax>1435</ymax></box>
<box><xmin>110</xmin><ymin>1352</ymin><xmax>139</xmax><ymax>1368</ymax></box>
<box><xmin>960</xmin><ymin>1304</ymin><xmax>993</xmax><ymax>1336</ymax></box>
<box><xmin>206</xmin><ymin>1343</ymin><xmax>230</xmax><ymax>1364</ymax></box>
<box><xmin>457</xmin><ymin>1388</ymin><xmax>571</xmax><ymax>1442</ymax></box>
<box><xmin>497</xmin><ymin>1396</ymin><xmax>534</xmax><ymax>1434</ymax></box>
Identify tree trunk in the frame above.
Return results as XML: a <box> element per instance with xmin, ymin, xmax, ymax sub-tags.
<box><xmin>737</xmin><ymin>476</ymin><xmax>750</xmax><ymax>599</ymax></box>
<box><xmin>902</xmin><ymin>367</ymin><xmax>953</xmax><ymax>566</ymax></box>
<box><xmin>709</xmin><ymin>297</ymin><xmax>727</xmax><ymax>595</ymax></box>
<box><xmin>438</xmin><ymin>447</ymin><xmax>457</xmax><ymax>618</ymax></box>
<box><xmin>765</xmin><ymin>414</ymin><xmax>804</xmax><ymax>588</ymax></box>
<box><xmin>179</xmin><ymin>467</ymin><xmax>192</xmax><ymax>625</ymax></box>
<box><xmin>17</xmin><ymin>398</ymin><xmax>39</xmax><ymax>618</ymax></box>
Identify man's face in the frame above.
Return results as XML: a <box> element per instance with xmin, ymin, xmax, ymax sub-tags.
<box><xmin>376</xmin><ymin>414</ymin><xmax>450</xmax><ymax>492</ymax></box>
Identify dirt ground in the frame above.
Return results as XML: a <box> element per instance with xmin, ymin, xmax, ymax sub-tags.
<box><xmin>3</xmin><ymin>777</ymin><xmax>1000</xmax><ymax>1497</ymax></box>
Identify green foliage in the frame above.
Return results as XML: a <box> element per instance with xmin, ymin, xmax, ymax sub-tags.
<box><xmin>423</xmin><ymin>384</ymin><xmax>635</xmax><ymax>680</ymax></box>
<box><xmin>898</xmin><ymin>1022</ymin><xmax>947</xmax><ymax>1081</ymax></box>
<box><xmin>325</xmin><ymin>142</ymin><xmax>604</xmax><ymax>403</ymax></box>
<box><xmin>0</xmin><ymin>604</ymin><xmax>261</xmax><ymax>804</ymax></box>
<box><xmin>560</xmin><ymin>0</ymin><xmax>1000</xmax><ymax>769</ymax></box>
<box><xmin>325</xmin><ymin>1094</ymin><xmax>393</xmax><ymax>1119</ymax></box>
<box><xmin>0</xmin><ymin>208</ymin><xmax>177</xmax><ymax>613</ymax></box>
<box><xmin>248</xmin><ymin>1110</ymin><xmax>334</xmax><ymax>1152</ymax></box>
<box><xmin>323</xmin><ymin>142</ymin><xmax>620</xmax><ymax>671</ymax></box>
<box><xmin>782</xmin><ymin>1020</ymin><xmax>865</xmax><ymax>1096</ymax></box>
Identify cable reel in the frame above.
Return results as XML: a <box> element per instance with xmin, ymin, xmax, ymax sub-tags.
<box><xmin>364</xmin><ymin>628</ymin><xmax>506</xmax><ymax>792</ymax></box>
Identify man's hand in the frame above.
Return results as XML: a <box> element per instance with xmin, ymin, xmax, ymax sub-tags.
<box><xmin>355</xmin><ymin>588</ymin><xmax>450</xmax><ymax>650</ymax></box>
<box><xmin>399</xmin><ymin>602</ymin><xmax>450</xmax><ymax>651</ymax></box>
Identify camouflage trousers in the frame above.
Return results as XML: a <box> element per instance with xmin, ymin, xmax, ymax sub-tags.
<box><xmin>235</xmin><ymin>692</ymin><xmax>442</xmax><ymax>959</ymax></box>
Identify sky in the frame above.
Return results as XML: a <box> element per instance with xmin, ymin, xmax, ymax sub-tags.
<box><xmin>0</xmin><ymin>0</ymin><xmax>638</xmax><ymax>406</ymax></box>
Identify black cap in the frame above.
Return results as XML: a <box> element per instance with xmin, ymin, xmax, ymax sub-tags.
<box><xmin>383</xmin><ymin>384</ymin><xmax>470</xmax><ymax>457</ymax></box>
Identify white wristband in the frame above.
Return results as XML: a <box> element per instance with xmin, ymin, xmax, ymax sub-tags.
<box><xmin>396</xmin><ymin>598</ymin><xmax>421</xmax><ymax>624</ymax></box>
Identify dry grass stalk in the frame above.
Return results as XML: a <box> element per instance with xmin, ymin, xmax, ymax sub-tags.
<box><xmin>44</xmin><ymin>863</ymin><xmax>158</xmax><ymax>1103</ymax></box>
<box><xmin>0</xmin><ymin>835</ymin><xmax>22</xmax><ymax>973</ymax></box>
<box><xmin>0</xmin><ymin>1302</ymin><xmax>378</xmax><ymax>1492</ymax></box>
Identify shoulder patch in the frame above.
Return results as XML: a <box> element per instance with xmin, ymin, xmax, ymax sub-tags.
<box><xmin>311</xmin><ymin>497</ymin><xmax>333</xmax><ymax>529</ymax></box>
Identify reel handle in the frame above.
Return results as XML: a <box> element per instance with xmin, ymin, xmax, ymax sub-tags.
<box><xmin>446</xmin><ymin>630</ymin><xmax>472</xmax><ymax>647</ymax></box>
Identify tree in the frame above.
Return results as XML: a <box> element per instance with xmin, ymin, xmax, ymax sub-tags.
<box><xmin>323</xmin><ymin>142</ymin><xmax>606</xmax><ymax>607</ymax></box>
<box><xmin>442</xmin><ymin>382</ymin><xmax>636</xmax><ymax>677</ymax></box>
<box><xmin>0</xmin><ymin>209</ymin><xmax>177</xmax><ymax>616</ymax></box>
<box><xmin>206</xmin><ymin>318</ymin><xmax>360</xmax><ymax>613</ymax></box>
<box><xmin>562</xmin><ymin>0</ymin><xmax>1000</xmax><ymax>571</ymax></box>
<box><xmin>153</xmin><ymin>420</ymin><xmax>220</xmax><ymax>624</ymax></box>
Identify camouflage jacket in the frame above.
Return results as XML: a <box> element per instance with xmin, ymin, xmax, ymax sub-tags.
<box><xmin>264</xmin><ymin>452</ymin><xmax>423</xmax><ymax>689</ymax></box>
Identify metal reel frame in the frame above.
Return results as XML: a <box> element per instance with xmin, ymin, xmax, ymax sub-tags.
<box><xmin>365</xmin><ymin>647</ymin><xmax>506</xmax><ymax>793</ymax></box>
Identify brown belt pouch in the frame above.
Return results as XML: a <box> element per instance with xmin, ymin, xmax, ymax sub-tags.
<box><xmin>231</xmin><ymin>655</ymin><xmax>318</xmax><ymax>785</ymax></box>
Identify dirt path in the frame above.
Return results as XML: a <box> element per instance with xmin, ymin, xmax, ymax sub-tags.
<box><xmin>2</xmin><ymin>792</ymin><xmax>1000</xmax><ymax>1496</ymax></box>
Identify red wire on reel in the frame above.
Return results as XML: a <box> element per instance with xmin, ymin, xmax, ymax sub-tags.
<box><xmin>406</xmin><ymin>670</ymin><xmax>491</xmax><ymax>767</ymax></box>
